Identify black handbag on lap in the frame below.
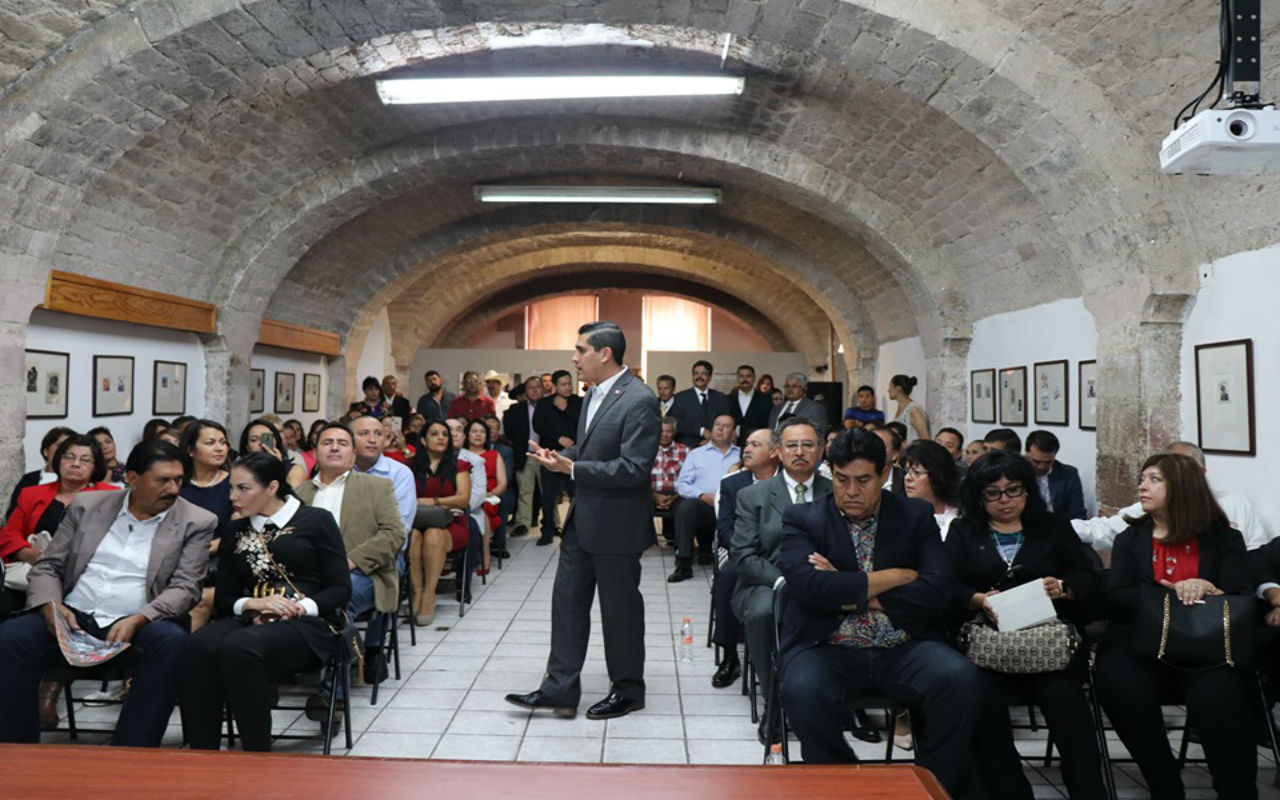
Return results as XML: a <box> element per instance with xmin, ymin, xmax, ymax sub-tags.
<box><xmin>1131</xmin><ymin>585</ymin><xmax>1254</xmax><ymax>671</ymax></box>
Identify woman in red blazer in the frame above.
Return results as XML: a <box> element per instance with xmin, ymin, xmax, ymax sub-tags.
<box><xmin>1</xmin><ymin>434</ymin><xmax>119</xmax><ymax>564</ymax></box>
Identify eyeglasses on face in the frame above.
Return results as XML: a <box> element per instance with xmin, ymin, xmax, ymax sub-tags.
<box><xmin>905</xmin><ymin>467</ymin><xmax>929</xmax><ymax>479</ymax></box>
<box><xmin>781</xmin><ymin>441</ymin><xmax>818</xmax><ymax>452</ymax></box>
<box><xmin>982</xmin><ymin>484</ymin><xmax>1026</xmax><ymax>502</ymax></box>
<box><xmin>60</xmin><ymin>454</ymin><xmax>96</xmax><ymax>466</ymax></box>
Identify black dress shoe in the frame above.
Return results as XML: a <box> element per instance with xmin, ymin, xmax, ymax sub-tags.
<box><xmin>504</xmin><ymin>690</ymin><xmax>576</xmax><ymax>717</ymax></box>
<box><xmin>849</xmin><ymin>709</ymin><xmax>883</xmax><ymax>743</ymax></box>
<box><xmin>711</xmin><ymin>656</ymin><xmax>741</xmax><ymax>688</ymax></box>
<box><xmin>536</xmin><ymin>534</ymin><xmax>554</xmax><ymax>546</ymax></box>
<box><xmin>495</xmin><ymin>548</ymin><xmax>512</xmax><ymax>560</ymax></box>
<box><xmin>667</xmin><ymin>566</ymin><xmax>693</xmax><ymax>583</ymax></box>
<box><xmin>585</xmin><ymin>692</ymin><xmax>644</xmax><ymax>720</ymax></box>
<box><xmin>757</xmin><ymin>715</ymin><xmax>782</xmax><ymax>746</ymax></box>
<box><xmin>511</xmin><ymin>525</ymin><xmax>528</xmax><ymax>537</ymax></box>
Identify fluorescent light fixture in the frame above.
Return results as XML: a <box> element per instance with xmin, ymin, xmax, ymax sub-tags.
<box><xmin>474</xmin><ymin>185</ymin><xmax>721</xmax><ymax>205</ymax></box>
<box><xmin>376</xmin><ymin>75</ymin><xmax>744</xmax><ymax>104</ymax></box>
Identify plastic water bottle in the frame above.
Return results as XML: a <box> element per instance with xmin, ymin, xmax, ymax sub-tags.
<box><xmin>765</xmin><ymin>743</ymin><xmax>786</xmax><ymax>765</ymax></box>
<box><xmin>679</xmin><ymin>617</ymin><xmax>694</xmax><ymax>662</ymax></box>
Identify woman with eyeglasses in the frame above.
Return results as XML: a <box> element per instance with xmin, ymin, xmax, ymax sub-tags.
<box><xmin>901</xmin><ymin>440</ymin><xmax>961</xmax><ymax>540</ymax></box>
<box><xmin>945</xmin><ymin>449</ymin><xmax>1106</xmax><ymax>799</ymax></box>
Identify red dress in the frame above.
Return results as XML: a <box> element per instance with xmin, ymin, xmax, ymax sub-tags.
<box><xmin>476</xmin><ymin>449</ymin><xmax>503</xmax><ymax>535</ymax></box>
<box><xmin>416</xmin><ymin>459</ymin><xmax>472</xmax><ymax>551</ymax></box>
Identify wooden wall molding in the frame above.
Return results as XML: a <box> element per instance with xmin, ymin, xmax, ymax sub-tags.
<box><xmin>43</xmin><ymin>270</ymin><xmax>217</xmax><ymax>334</ymax></box>
<box><xmin>258</xmin><ymin>318</ymin><xmax>341</xmax><ymax>357</ymax></box>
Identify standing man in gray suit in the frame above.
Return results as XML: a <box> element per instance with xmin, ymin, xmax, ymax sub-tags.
<box><xmin>767</xmin><ymin>371</ymin><xmax>828</xmax><ymax>433</ymax></box>
<box><xmin>507</xmin><ymin>321</ymin><xmax>661</xmax><ymax>720</ymax></box>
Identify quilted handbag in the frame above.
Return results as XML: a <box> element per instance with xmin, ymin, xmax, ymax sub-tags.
<box><xmin>959</xmin><ymin>617</ymin><xmax>1081</xmax><ymax>674</ymax></box>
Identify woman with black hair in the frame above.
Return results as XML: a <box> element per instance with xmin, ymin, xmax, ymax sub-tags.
<box><xmin>240</xmin><ymin>418</ymin><xmax>307</xmax><ymax>487</ymax></box>
<box><xmin>901</xmin><ymin>439</ymin><xmax>961</xmax><ymax>540</ymax></box>
<box><xmin>946</xmin><ymin>450</ymin><xmax>1106</xmax><ymax>799</ymax></box>
<box><xmin>356</xmin><ymin>375</ymin><xmax>389</xmax><ymax>420</ymax></box>
<box><xmin>181</xmin><ymin>452</ymin><xmax>351</xmax><ymax>751</ymax></box>
<box><xmin>6</xmin><ymin>426</ymin><xmax>76</xmax><ymax>519</ymax></box>
<box><xmin>465</xmin><ymin>417</ymin><xmax>507</xmax><ymax>573</ymax></box>
<box><xmin>409</xmin><ymin>420</ymin><xmax>472</xmax><ymax>626</ymax></box>
<box><xmin>178</xmin><ymin>420</ymin><xmax>234</xmax><ymax>630</ymax></box>
<box><xmin>87</xmin><ymin>426</ymin><xmax>127</xmax><ymax>484</ymax></box>
<box><xmin>887</xmin><ymin>374</ymin><xmax>929</xmax><ymax>441</ymax></box>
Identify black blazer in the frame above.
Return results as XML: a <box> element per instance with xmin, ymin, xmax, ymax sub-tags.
<box><xmin>944</xmin><ymin>512</ymin><xmax>1105</xmax><ymax>630</ymax></box>
<box><xmin>716</xmin><ymin>469</ymin><xmax>757</xmax><ymax>551</ymax></box>
<box><xmin>532</xmin><ymin>395</ymin><xmax>583</xmax><ymax>452</ymax></box>
<box><xmin>1107</xmin><ymin>521</ymin><xmax>1251</xmax><ymax>626</ymax></box>
<box><xmin>729</xmin><ymin>390</ymin><xmax>772</xmax><ymax>442</ymax></box>
<box><xmin>1047</xmin><ymin>462</ymin><xmax>1087</xmax><ymax>520</ymax></box>
<box><xmin>502</xmin><ymin>400</ymin><xmax>535</xmax><ymax>471</ymax></box>
<box><xmin>776</xmin><ymin>492</ymin><xmax>953</xmax><ymax>663</ymax></box>
<box><xmin>668</xmin><ymin>387</ymin><xmax>732</xmax><ymax>448</ymax></box>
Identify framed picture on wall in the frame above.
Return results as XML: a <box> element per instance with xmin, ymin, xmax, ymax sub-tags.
<box><xmin>1033</xmin><ymin>360</ymin><xmax>1069</xmax><ymax>426</ymax></box>
<box><xmin>275</xmin><ymin>371</ymin><xmax>296</xmax><ymax>415</ymax></box>
<box><xmin>970</xmin><ymin>369</ymin><xmax>996</xmax><ymax>423</ymax></box>
<box><xmin>152</xmin><ymin>360</ymin><xmax>187</xmax><ymax>416</ymax></box>
<box><xmin>302</xmin><ymin>373</ymin><xmax>321</xmax><ymax>413</ymax></box>
<box><xmin>93</xmin><ymin>355</ymin><xmax>134</xmax><ymax>417</ymax></box>
<box><xmin>249</xmin><ymin>369</ymin><xmax>265</xmax><ymax>414</ymax></box>
<box><xmin>1078</xmin><ymin>360</ymin><xmax>1098</xmax><ymax>431</ymax></box>
<box><xmin>25</xmin><ymin>349</ymin><xmax>69</xmax><ymax>419</ymax></box>
<box><xmin>1195</xmin><ymin>338</ymin><xmax>1255</xmax><ymax>455</ymax></box>
<box><xmin>998</xmin><ymin>366</ymin><xmax>1027</xmax><ymax>426</ymax></box>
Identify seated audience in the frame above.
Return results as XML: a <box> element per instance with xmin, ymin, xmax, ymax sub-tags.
<box><xmin>178</xmin><ymin>420</ymin><xmax>234</xmax><ymax>631</ymax></box>
<box><xmin>1094</xmin><ymin>452</ymin><xmax>1256</xmax><ymax>799</ymax></box>
<box><xmin>984</xmin><ymin>427</ymin><xmax>1022</xmax><ymax>455</ymax></box>
<box><xmin>1024</xmin><ymin>430</ymin><xmax>1087</xmax><ymax>520</ymax></box>
<box><xmin>241</xmin><ymin>418</ymin><xmax>307</xmax><ymax>487</ymax></box>
<box><xmin>279</xmin><ymin>419</ymin><xmax>305</xmax><ymax>466</ymax></box>
<box><xmin>447</xmin><ymin>370</ymin><xmax>497</xmax><ymax>421</ymax></box>
<box><xmin>731</xmin><ymin>419</ymin><xmax>832</xmax><ymax>741</ymax></box>
<box><xmin>776</xmin><ymin>429</ymin><xmax>1029</xmax><ymax>799</ymax></box>
<box><xmin>302</xmin><ymin>420</ymin><xmax>327</xmax><ymax>474</ymax></box>
<box><xmin>181</xmin><ymin>452</ymin><xmax>351</xmax><ymax>751</ymax></box>
<box><xmin>532</xmin><ymin>370</ymin><xmax>581</xmax><ymax>545</ymax></box>
<box><xmin>963</xmin><ymin>438</ymin><xmax>988</xmax><ymax>467</ymax></box>
<box><xmin>88</xmin><ymin>426</ymin><xmax>128</xmax><ymax>485</ymax></box>
<box><xmin>7</xmin><ymin>426</ymin><xmax>75</xmax><ymax>519</ymax></box>
<box><xmin>409</xmin><ymin>421</ymin><xmax>474</xmax><ymax>626</ymax></box>
<box><xmin>669</xmin><ymin>360</ymin><xmax>732</xmax><ymax>449</ymax></box>
<box><xmin>729</xmin><ymin>364</ymin><xmax>772</xmax><ymax>445</ymax></box>
<box><xmin>482</xmin><ymin>413</ymin><xmax>516</xmax><ymax>557</ymax></box>
<box><xmin>356</xmin><ymin>375</ymin><xmax>389</xmax><ymax>419</ymax></box>
<box><xmin>843</xmin><ymin>384</ymin><xmax>886</xmax><ymax>428</ymax></box>
<box><xmin>381</xmin><ymin>416</ymin><xmax>415</xmax><ymax>464</ymax></box>
<box><xmin>934</xmin><ymin>427</ymin><xmax>965</xmax><ymax>465</ymax></box>
<box><xmin>0</xmin><ymin>440</ymin><xmax>214</xmax><ymax>746</ymax></box>
<box><xmin>901</xmin><ymin>440</ymin><xmax>960</xmax><ymax>539</ymax></box>
<box><xmin>710</xmin><ymin>427</ymin><xmax>779</xmax><ymax>689</ymax></box>
<box><xmin>447</xmin><ymin>418</ymin><xmax>489</xmax><ymax>557</ymax></box>
<box><xmin>415</xmin><ymin>369</ymin><xmax>455</xmax><ymax>426</ymax></box>
<box><xmin>405</xmin><ymin>413</ymin><xmax>427</xmax><ymax>451</ymax></box>
<box><xmin>651</xmin><ymin>418</ymin><xmax>689</xmax><ymax>541</ymax></box>
<box><xmin>946</xmin><ymin>450</ymin><xmax>1106</xmax><ymax>799</ymax></box>
<box><xmin>655</xmin><ymin>374</ymin><xmax>676</xmax><ymax>418</ymax></box>
<box><xmin>768</xmin><ymin>372</ymin><xmax>826</xmax><ymax>433</ymax></box>
<box><xmin>380</xmin><ymin>374</ymin><xmax>412</xmax><ymax>426</ymax></box>
<box><xmin>668</xmin><ymin>414</ymin><xmax>740</xmax><ymax>582</ymax></box>
<box><xmin>873</xmin><ymin>426</ymin><xmax>906</xmax><ymax>495</ymax></box>
<box><xmin>465</xmin><ymin>418</ymin><xmax>507</xmax><ymax>574</ymax></box>
<box><xmin>295</xmin><ymin>422</ymin><xmax>405</xmax><ymax>711</ymax></box>
<box><xmin>141</xmin><ymin>418</ymin><xmax>172</xmax><ymax>443</ymax></box>
<box><xmin>504</xmin><ymin>376</ymin><xmax>544</xmax><ymax>538</ymax></box>
<box><xmin>888</xmin><ymin>374</ymin><xmax>929</xmax><ymax>441</ymax></box>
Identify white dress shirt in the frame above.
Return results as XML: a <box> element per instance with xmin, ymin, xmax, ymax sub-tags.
<box><xmin>737</xmin><ymin>389</ymin><xmax>754</xmax><ymax>416</ymax></box>
<box><xmin>527</xmin><ymin>402</ymin><xmax>540</xmax><ymax>446</ymax></box>
<box><xmin>584</xmin><ymin>365</ymin><xmax>629</xmax><ymax>431</ymax></box>
<box><xmin>232</xmin><ymin>495</ymin><xmax>319</xmax><ymax>617</ymax></box>
<box><xmin>782</xmin><ymin>470</ymin><xmax>816</xmax><ymax>504</ymax></box>
<box><xmin>1036</xmin><ymin>469</ymin><xmax>1054</xmax><ymax>512</ymax></box>
<box><xmin>309</xmin><ymin>469</ymin><xmax>350</xmax><ymax>525</ymax></box>
<box><xmin>66</xmin><ymin>492</ymin><xmax>169</xmax><ymax>627</ymax></box>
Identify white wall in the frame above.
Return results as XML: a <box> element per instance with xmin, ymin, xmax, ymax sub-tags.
<box><xmin>646</xmin><ymin>351</ymin><xmax>806</xmax><ymax>394</ymax></box>
<box><xmin>354</xmin><ymin>307</ymin><xmax>392</xmax><ymax>384</ymax></box>
<box><xmin>966</xmin><ymin>297</ymin><xmax>1098</xmax><ymax>514</ymax></box>
<box><xmin>410</xmin><ymin>349</ymin><xmax>576</xmax><ymax>400</ymax></box>
<box><xmin>23</xmin><ymin>310</ymin><xmax>207</xmax><ymax>471</ymax></box>
<box><xmin>1181</xmin><ymin>244</ymin><xmax>1280</xmax><ymax>536</ymax></box>
<box><xmin>876</xmin><ymin>337</ymin><xmax>928</xmax><ymax>414</ymax></box>
<box><xmin>250</xmin><ymin>345</ymin><xmax>329</xmax><ymax>432</ymax></box>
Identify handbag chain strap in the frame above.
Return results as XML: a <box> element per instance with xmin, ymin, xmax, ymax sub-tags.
<box><xmin>1157</xmin><ymin>592</ymin><xmax>1170</xmax><ymax>660</ymax></box>
<box><xmin>1224</xmin><ymin>598</ymin><xmax>1234</xmax><ymax>668</ymax></box>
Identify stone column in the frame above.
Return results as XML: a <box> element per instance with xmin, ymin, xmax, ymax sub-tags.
<box><xmin>0</xmin><ymin>268</ymin><xmax>51</xmax><ymax>503</ymax></box>
<box><xmin>202</xmin><ymin>306</ymin><xmax>261</xmax><ymax>438</ymax></box>
<box><xmin>924</xmin><ymin>336</ymin><xmax>971</xmax><ymax>433</ymax></box>
<box><xmin>324</xmin><ymin>354</ymin><xmax>347</xmax><ymax>419</ymax></box>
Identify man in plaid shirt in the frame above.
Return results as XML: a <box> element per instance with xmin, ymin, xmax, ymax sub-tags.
<box><xmin>651</xmin><ymin>418</ymin><xmax>688</xmax><ymax>542</ymax></box>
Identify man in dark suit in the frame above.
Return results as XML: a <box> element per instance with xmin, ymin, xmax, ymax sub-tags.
<box><xmin>1025</xmin><ymin>430</ymin><xmax>1086</xmax><ymax>520</ymax></box>
<box><xmin>667</xmin><ymin>359</ymin><xmax>732</xmax><ymax>449</ymax></box>
<box><xmin>507</xmin><ymin>321</ymin><xmax>660</xmax><ymax>720</ymax></box>
<box><xmin>767</xmin><ymin>371</ymin><xmax>827</xmax><ymax>433</ymax></box>
<box><xmin>0</xmin><ymin>440</ymin><xmax>216</xmax><ymax>746</ymax></box>
<box><xmin>776</xmin><ymin>429</ymin><xmax>1000</xmax><ymax>799</ymax></box>
<box><xmin>709</xmin><ymin>427</ymin><xmax>778</xmax><ymax>689</ymax></box>
<box><xmin>503</xmin><ymin>376</ymin><xmax>544</xmax><ymax>536</ymax></box>
<box><xmin>728</xmin><ymin>364</ymin><xmax>772</xmax><ymax>445</ymax></box>
<box><xmin>380</xmin><ymin>375</ymin><xmax>412</xmax><ymax>427</ymax></box>
<box><xmin>873</xmin><ymin>427</ymin><xmax>907</xmax><ymax>496</ymax></box>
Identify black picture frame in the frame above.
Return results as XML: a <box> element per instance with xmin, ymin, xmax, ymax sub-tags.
<box><xmin>24</xmin><ymin>349</ymin><xmax>70</xmax><ymax>419</ymax></box>
<box><xmin>1194</xmin><ymin>338</ymin><xmax>1256</xmax><ymax>455</ymax></box>
<box><xmin>302</xmin><ymin>372</ymin><xmax>321</xmax><ymax>413</ymax></box>
<box><xmin>1078</xmin><ymin>360</ymin><xmax>1097</xmax><ymax>431</ymax></box>
<box><xmin>1032</xmin><ymin>359</ymin><xmax>1069</xmax><ymax>427</ymax></box>
<box><xmin>970</xmin><ymin>368</ymin><xmax>995</xmax><ymax>424</ymax></box>
<box><xmin>152</xmin><ymin>360</ymin><xmax>188</xmax><ymax>416</ymax></box>
<box><xmin>274</xmin><ymin>371</ymin><xmax>296</xmax><ymax>415</ymax></box>
<box><xmin>92</xmin><ymin>355</ymin><xmax>135</xmax><ymax>417</ymax></box>
<box><xmin>998</xmin><ymin>365</ymin><xmax>1027</xmax><ymax>427</ymax></box>
<box><xmin>249</xmin><ymin>369</ymin><xmax>265</xmax><ymax>414</ymax></box>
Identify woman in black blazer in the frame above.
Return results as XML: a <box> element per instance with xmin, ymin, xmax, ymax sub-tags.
<box><xmin>181</xmin><ymin>452</ymin><xmax>351</xmax><ymax>751</ymax></box>
<box><xmin>946</xmin><ymin>450</ymin><xmax>1106</xmax><ymax>800</ymax></box>
<box><xmin>1095</xmin><ymin>453</ymin><xmax>1255</xmax><ymax>800</ymax></box>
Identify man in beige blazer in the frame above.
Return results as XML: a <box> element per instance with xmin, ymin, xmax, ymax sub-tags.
<box><xmin>0</xmin><ymin>440</ymin><xmax>215</xmax><ymax>746</ymax></box>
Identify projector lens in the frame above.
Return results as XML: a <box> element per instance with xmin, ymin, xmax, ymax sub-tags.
<box><xmin>1226</xmin><ymin>112</ymin><xmax>1254</xmax><ymax>140</ymax></box>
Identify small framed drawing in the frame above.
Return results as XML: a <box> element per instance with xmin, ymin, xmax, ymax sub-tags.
<box><xmin>93</xmin><ymin>355</ymin><xmax>134</xmax><ymax>417</ymax></box>
<box><xmin>152</xmin><ymin>360</ymin><xmax>187</xmax><ymax>416</ymax></box>
<box><xmin>999</xmin><ymin>366</ymin><xmax>1027</xmax><ymax>427</ymax></box>
<box><xmin>25</xmin><ymin>349</ymin><xmax>69</xmax><ymax>419</ymax></box>
<box><xmin>275</xmin><ymin>371</ymin><xmax>296</xmax><ymax>415</ymax></box>
<box><xmin>1033</xmin><ymin>360</ymin><xmax>1069</xmax><ymax>426</ymax></box>
<box><xmin>1078</xmin><ymin>360</ymin><xmax>1098</xmax><ymax>431</ymax></box>
<box><xmin>302</xmin><ymin>372</ymin><xmax>321</xmax><ymax>413</ymax></box>
<box><xmin>249</xmin><ymin>369</ymin><xmax>265</xmax><ymax>414</ymax></box>
<box><xmin>970</xmin><ymin>369</ymin><xmax>995</xmax><ymax>423</ymax></box>
<box><xmin>1195</xmin><ymin>339</ymin><xmax>1255</xmax><ymax>455</ymax></box>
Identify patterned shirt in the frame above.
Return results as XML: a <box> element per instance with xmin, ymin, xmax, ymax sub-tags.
<box><xmin>829</xmin><ymin>513</ymin><xmax>910</xmax><ymax>649</ymax></box>
<box><xmin>651</xmin><ymin>441</ymin><xmax>690</xmax><ymax>494</ymax></box>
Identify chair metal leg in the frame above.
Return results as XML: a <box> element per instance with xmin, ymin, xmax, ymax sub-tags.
<box><xmin>1087</xmin><ymin>665</ymin><xmax>1118</xmax><ymax>800</ymax></box>
<box><xmin>1042</xmin><ymin>733</ymin><xmax>1055</xmax><ymax>768</ymax></box>
<box><xmin>1027</xmin><ymin>703</ymin><xmax>1040</xmax><ymax>732</ymax></box>
<box><xmin>883</xmin><ymin>709</ymin><xmax>895</xmax><ymax>761</ymax></box>
<box><xmin>342</xmin><ymin>658</ymin><xmax>353</xmax><ymax>751</ymax></box>
<box><xmin>748</xmin><ymin>656</ymin><xmax>758</xmax><ymax>724</ymax></box>
<box><xmin>62</xmin><ymin>681</ymin><xmax>77</xmax><ymax>741</ymax></box>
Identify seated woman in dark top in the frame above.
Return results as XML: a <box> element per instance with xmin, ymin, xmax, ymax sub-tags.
<box><xmin>180</xmin><ymin>452</ymin><xmax>351</xmax><ymax>752</ymax></box>
<box><xmin>87</xmin><ymin>426</ymin><xmax>128</xmax><ymax>485</ymax></box>
<box><xmin>240</xmin><ymin>418</ymin><xmax>308</xmax><ymax>487</ymax></box>
<box><xmin>179</xmin><ymin>419</ymin><xmax>234</xmax><ymax>630</ymax></box>
<box><xmin>946</xmin><ymin>450</ymin><xmax>1106</xmax><ymax>800</ymax></box>
<box><xmin>1095</xmin><ymin>453</ymin><xmax>1256</xmax><ymax>800</ymax></box>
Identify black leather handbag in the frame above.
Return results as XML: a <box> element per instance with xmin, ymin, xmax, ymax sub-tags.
<box><xmin>1132</xmin><ymin>585</ymin><xmax>1254</xmax><ymax>671</ymax></box>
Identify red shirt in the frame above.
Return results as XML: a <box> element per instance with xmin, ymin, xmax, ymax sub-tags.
<box><xmin>385</xmin><ymin>445</ymin><xmax>415</xmax><ymax>465</ymax></box>
<box><xmin>651</xmin><ymin>442</ymin><xmax>689</xmax><ymax>494</ymax></box>
<box><xmin>1153</xmin><ymin>537</ymin><xmax>1201</xmax><ymax>584</ymax></box>
<box><xmin>1</xmin><ymin>482</ymin><xmax>120</xmax><ymax>561</ymax></box>
<box><xmin>447</xmin><ymin>394</ymin><xmax>496</xmax><ymax>422</ymax></box>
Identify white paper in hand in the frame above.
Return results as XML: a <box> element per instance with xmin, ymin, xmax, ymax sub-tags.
<box><xmin>986</xmin><ymin>579</ymin><xmax>1058</xmax><ymax>632</ymax></box>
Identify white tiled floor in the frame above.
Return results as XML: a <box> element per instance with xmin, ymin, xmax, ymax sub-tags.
<box><xmin>48</xmin><ymin>532</ymin><xmax>1280</xmax><ymax>798</ymax></box>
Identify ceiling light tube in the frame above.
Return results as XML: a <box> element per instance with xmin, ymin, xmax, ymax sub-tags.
<box><xmin>474</xmin><ymin>186</ymin><xmax>722</xmax><ymax>205</ymax></box>
<box><xmin>376</xmin><ymin>75</ymin><xmax>744</xmax><ymax>104</ymax></box>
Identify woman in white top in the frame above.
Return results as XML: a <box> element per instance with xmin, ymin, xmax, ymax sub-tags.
<box><xmin>901</xmin><ymin>440</ymin><xmax>960</xmax><ymax>540</ymax></box>
<box><xmin>888</xmin><ymin>374</ymin><xmax>929</xmax><ymax>441</ymax></box>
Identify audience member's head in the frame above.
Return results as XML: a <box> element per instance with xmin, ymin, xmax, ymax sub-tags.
<box><xmin>735</xmin><ymin>365</ymin><xmax>756</xmax><ymax>394</ymax></box>
<box><xmin>124</xmin><ymin>440</ymin><xmax>186</xmax><ymax>517</ymax></box>
<box><xmin>884</xmin><ymin>421</ymin><xmax>909</xmax><ymax>443</ymax></box>
<box><xmin>551</xmin><ymin>369</ymin><xmax>573</xmax><ymax>398</ymax></box>
<box><xmin>357</xmin><ymin>375</ymin><xmax>379</xmax><ymax>403</ymax></box>
<box><xmin>540</xmin><ymin>372</ymin><xmax>554</xmax><ymax>394</ymax></box>
<box><xmin>466</xmin><ymin>418</ymin><xmax>492</xmax><ymax>451</ymax></box>
<box><xmin>313</xmin><ymin>421</ymin><xmax>355</xmax><ymax>478</ymax></box>
<box><xmin>660</xmin><ymin>417</ymin><xmax>677</xmax><ymax>447</ymax></box>
<box><xmin>827</xmin><ymin>429</ymin><xmax>888</xmax><ymax>522</ymax></box>
<box><xmin>963</xmin><ymin>439</ymin><xmax>988</xmax><ymax>466</ymax></box>
<box><xmin>757</xmin><ymin>374</ymin><xmax>775</xmax><ymax>394</ymax></box>
<box><xmin>524</xmin><ymin>375</ymin><xmax>544</xmax><ymax>404</ymax></box>
<box><xmin>229</xmin><ymin>451</ymin><xmax>292</xmax><ymax>518</ymax></box>
<box><xmin>483</xmin><ymin>414</ymin><xmax>502</xmax><ymax>442</ymax></box>
<box><xmin>855</xmin><ymin>385</ymin><xmax>877</xmax><ymax>410</ymax></box>
<box><xmin>142</xmin><ymin>418</ymin><xmax>172</xmax><ymax>443</ymax></box>
<box><xmin>888</xmin><ymin>374</ymin><xmax>918</xmax><ymax>400</ymax></box>
<box><xmin>873</xmin><ymin>426</ymin><xmax>903</xmax><ymax>471</ymax></box>
<box><xmin>240</xmin><ymin>418</ymin><xmax>290</xmax><ymax>464</ymax></box>
<box><xmin>901</xmin><ymin>440</ymin><xmax>959</xmax><ymax>510</ymax></box>
<box><xmin>306</xmin><ymin>419</ymin><xmax>327</xmax><ymax>449</ymax></box>
<box><xmin>39</xmin><ymin>427</ymin><xmax>77</xmax><ymax>471</ymax></box>
<box><xmin>283</xmin><ymin>419</ymin><xmax>305</xmax><ymax>446</ymax></box>
<box><xmin>52</xmin><ymin>434</ymin><xmax>107</xmax><ymax>486</ymax></box>
<box><xmin>1024</xmin><ymin>429</ymin><xmax>1062</xmax><ymax>477</ymax></box>
<box><xmin>983</xmin><ymin>427</ymin><xmax>1022</xmax><ymax>455</ymax></box>
<box><xmin>87</xmin><ymin>426</ymin><xmax>117</xmax><ymax>466</ymax></box>
<box><xmin>350</xmin><ymin>415</ymin><xmax>385</xmax><ymax>469</ymax></box>
<box><xmin>934</xmin><ymin>427</ymin><xmax>965</xmax><ymax>461</ymax></box>
<box><xmin>461</xmin><ymin>370</ymin><xmax>481</xmax><ymax>398</ymax></box>
<box><xmin>1167</xmin><ymin>440</ymin><xmax>1207</xmax><ymax>471</ymax></box>
<box><xmin>776</xmin><ymin>419</ymin><xmax>821</xmax><ymax>482</ymax></box>
<box><xmin>742</xmin><ymin>428</ymin><xmax>780</xmax><ymax>476</ymax></box>
<box><xmin>770</xmin><ymin>387</ymin><xmax>783</xmax><ymax>406</ymax></box>
<box><xmin>445</xmin><ymin>418</ymin><xmax>467</xmax><ymax>450</ymax></box>
<box><xmin>180</xmin><ymin>419</ymin><xmax>230</xmax><ymax>479</ymax></box>
<box><xmin>424</xmin><ymin>370</ymin><xmax>443</xmax><ymax>394</ymax></box>
<box><xmin>382</xmin><ymin>374</ymin><xmax>399</xmax><ymax>399</ymax></box>
<box><xmin>709</xmin><ymin>413</ymin><xmax>737</xmax><ymax>448</ymax></box>
<box><xmin>575</xmin><ymin>321</ymin><xmax>627</xmax><ymax>381</ymax></box>
<box><xmin>782</xmin><ymin>372</ymin><xmax>808</xmax><ymax>402</ymax></box>
<box><xmin>278</xmin><ymin>421</ymin><xmax>299</xmax><ymax>453</ymax></box>
<box><xmin>411</xmin><ymin>420</ymin><xmax>458</xmax><ymax>480</ymax></box>
<box><xmin>958</xmin><ymin>449</ymin><xmax>1046</xmax><ymax>529</ymax></box>
<box><xmin>483</xmin><ymin>370</ymin><xmax>505</xmax><ymax>398</ymax></box>
<box><xmin>656</xmin><ymin>374</ymin><xmax>676</xmax><ymax>402</ymax></box>
<box><xmin>171</xmin><ymin>415</ymin><xmax>197</xmax><ymax>434</ymax></box>
<box><xmin>691</xmin><ymin>359</ymin><xmax>713</xmax><ymax>391</ymax></box>
<box><xmin>1125</xmin><ymin>452</ymin><xmax>1226</xmax><ymax>544</ymax></box>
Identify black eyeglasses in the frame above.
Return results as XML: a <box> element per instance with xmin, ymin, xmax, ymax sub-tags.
<box><xmin>981</xmin><ymin>484</ymin><xmax>1027</xmax><ymax>502</ymax></box>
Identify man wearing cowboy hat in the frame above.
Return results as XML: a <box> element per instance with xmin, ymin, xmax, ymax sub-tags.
<box><xmin>483</xmin><ymin>370</ymin><xmax>515</xmax><ymax>417</ymax></box>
